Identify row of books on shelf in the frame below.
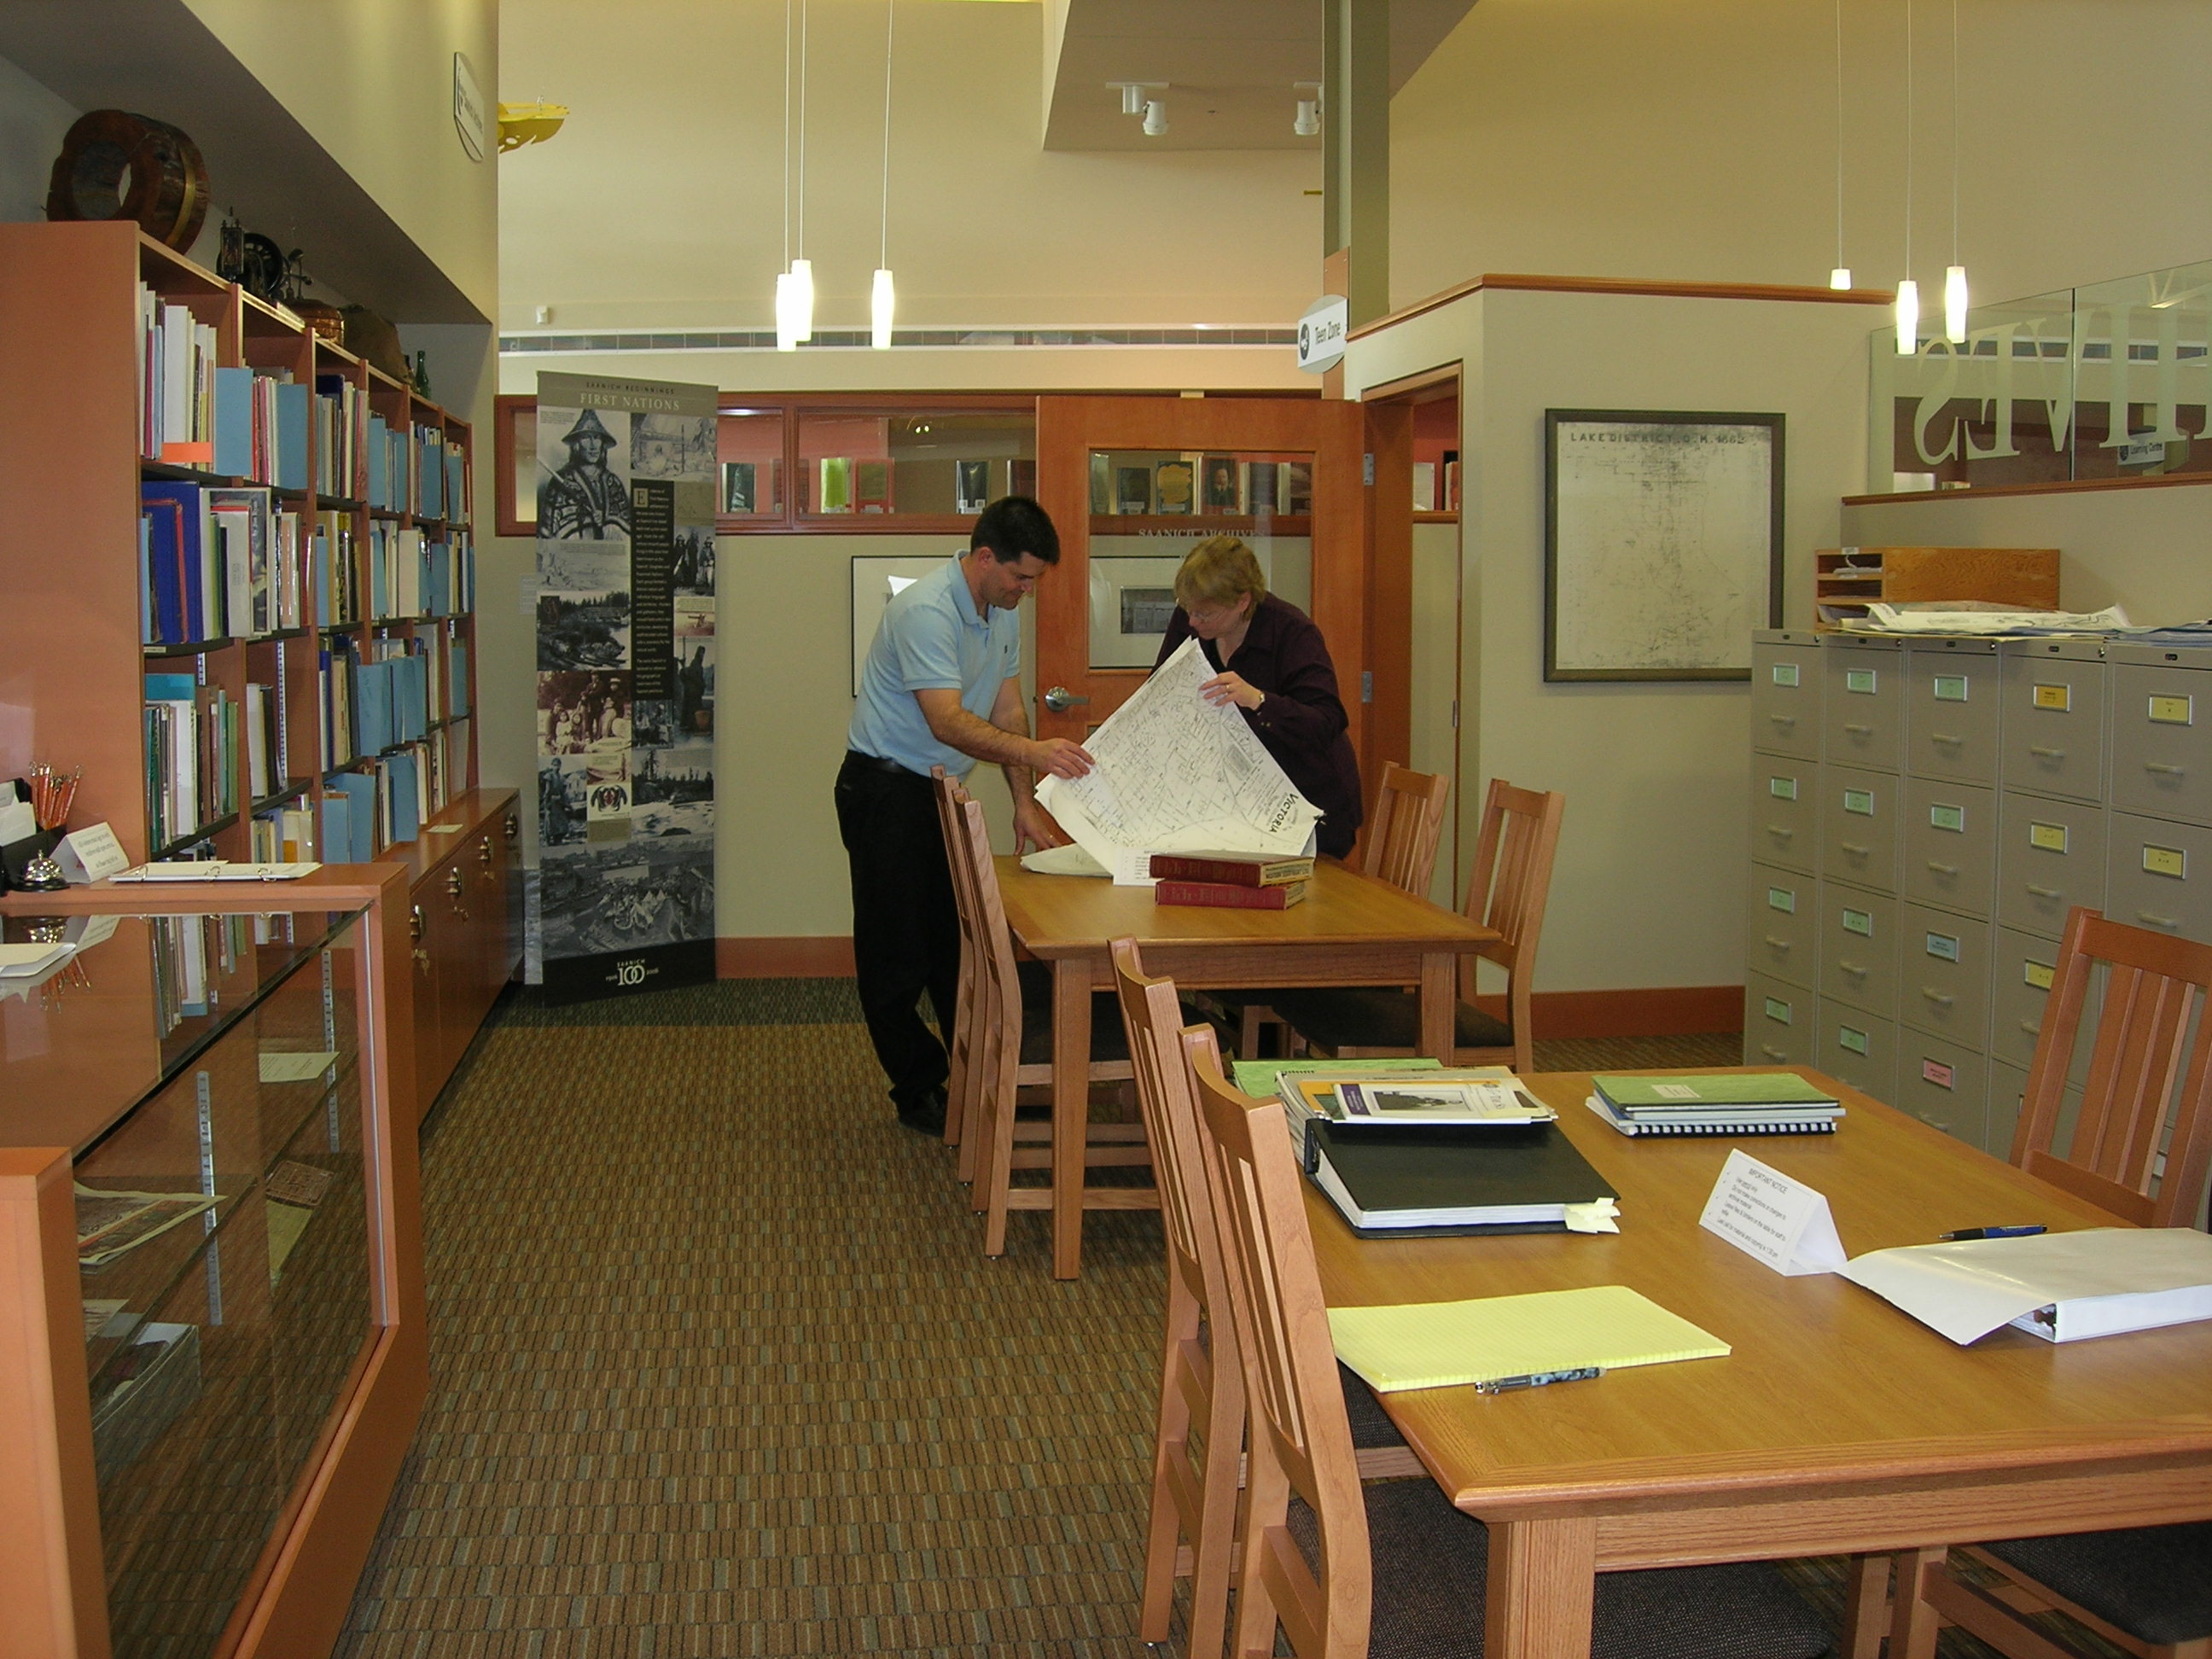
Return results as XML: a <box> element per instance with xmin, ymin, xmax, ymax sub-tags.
<box><xmin>143</xmin><ymin>674</ymin><xmax>240</xmax><ymax>850</ymax></box>
<box><xmin>141</xmin><ymin>483</ymin><xmax>306</xmax><ymax>644</ymax></box>
<box><xmin>367</xmin><ymin>524</ymin><xmax>474</xmax><ymax>620</ymax></box>
<box><xmin>319</xmin><ymin>732</ymin><xmax>462</xmax><ymax>860</ymax></box>
<box><xmin>149</xmin><ymin>913</ymin><xmax>252</xmax><ymax>1029</ymax></box>
<box><xmin>137</xmin><ymin>288</ymin><xmax>218</xmax><ymax>466</ymax></box>
<box><xmin>1088</xmin><ymin>454</ymin><xmax>1313</xmax><ymax>518</ymax></box>
<box><xmin>319</xmin><ymin>636</ymin><xmax>469</xmax><ymax>769</ymax></box>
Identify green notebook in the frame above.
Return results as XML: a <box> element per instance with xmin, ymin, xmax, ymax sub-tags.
<box><xmin>1594</xmin><ymin>1073</ymin><xmax>1838</xmax><ymax>1110</ymax></box>
<box><xmin>1330</xmin><ymin>1284</ymin><xmax>1731</xmax><ymax>1393</ymax></box>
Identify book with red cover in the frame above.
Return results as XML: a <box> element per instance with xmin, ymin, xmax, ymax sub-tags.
<box><xmin>1148</xmin><ymin>850</ymin><xmax>1315</xmax><ymax>888</ymax></box>
<box><xmin>1155</xmin><ymin>879</ymin><xmax>1307</xmax><ymax>910</ymax></box>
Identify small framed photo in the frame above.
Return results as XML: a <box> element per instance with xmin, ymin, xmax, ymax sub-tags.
<box><xmin>1155</xmin><ymin>458</ymin><xmax>1195</xmax><ymax>515</ymax></box>
<box><xmin>1247</xmin><ymin>461</ymin><xmax>1279</xmax><ymax>515</ymax></box>
<box><xmin>1202</xmin><ymin>455</ymin><xmax>1241</xmax><ymax>513</ymax></box>
<box><xmin>956</xmin><ymin>459</ymin><xmax>990</xmax><ymax>515</ymax></box>
<box><xmin>1114</xmin><ymin>465</ymin><xmax>1151</xmax><ymax>515</ymax></box>
<box><xmin>721</xmin><ymin>461</ymin><xmax>755</xmax><ymax>515</ymax></box>
<box><xmin>1089</xmin><ymin>555</ymin><xmax>1185</xmax><ymax>668</ymax></box>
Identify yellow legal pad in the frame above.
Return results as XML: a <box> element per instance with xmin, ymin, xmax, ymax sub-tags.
<box><xmin>1328</xmin><ymin>1284</ymin><xmax>1731</xmax><ymax>1393</ymax></box>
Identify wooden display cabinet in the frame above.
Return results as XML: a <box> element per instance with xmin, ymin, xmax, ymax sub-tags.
<box><xmin>1813</xmin><ymin>545</ymin><xmax>2061</xmax><ymax>628</ymax></box>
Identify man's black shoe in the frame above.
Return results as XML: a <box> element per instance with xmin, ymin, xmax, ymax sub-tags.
<box><xmin>896</xmin><ymin>1088</ymin><xmax>947</xmax><ymax>1136</ymax></box>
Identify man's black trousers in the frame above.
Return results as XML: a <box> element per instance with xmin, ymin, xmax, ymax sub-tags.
<box><xmin>834</xmin><ymin>751</ymin><xmax>962</xmax><ymax>1115</ymax></box>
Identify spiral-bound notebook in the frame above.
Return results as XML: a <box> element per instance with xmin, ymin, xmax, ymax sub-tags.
<box><xmin>1585</xmin><ymin>1095</ymin><xmax>1839</xmax><ymax>1137</ymax></box>
<box><xmin>1586</xmin><ymin>1071</ymin><xmax>1844</xmax><ymax>1138</ymax></box>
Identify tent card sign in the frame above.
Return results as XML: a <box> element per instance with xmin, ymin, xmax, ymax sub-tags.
<box><xmin>1698</xmin><ymin>1149</ymin><xmax>1847</xmax><ymax>1277</ymax></box>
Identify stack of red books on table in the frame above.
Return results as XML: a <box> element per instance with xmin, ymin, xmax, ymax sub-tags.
<box><xmin>1150</xmin><ymin>849</ymin><xmax>1315</xmax><ymax>910</ymax></box>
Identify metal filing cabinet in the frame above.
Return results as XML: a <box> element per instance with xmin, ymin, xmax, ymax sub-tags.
<box><xmin>1746</xmin><ymin>629</ymin><xmax>2210</xmax><ymax>1155</ymax></box>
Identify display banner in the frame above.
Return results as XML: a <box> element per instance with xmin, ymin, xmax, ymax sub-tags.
<box><xmin>534</xmin><ymin>372</ymin><xmax>719</xmax><ymax>1002</ymax></box>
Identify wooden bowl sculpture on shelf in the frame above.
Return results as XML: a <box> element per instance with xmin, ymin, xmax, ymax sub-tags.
<box><xmin>45</xmin><ymin>109</ymin><xmax>209</xmax><ymax>251</ymax></box>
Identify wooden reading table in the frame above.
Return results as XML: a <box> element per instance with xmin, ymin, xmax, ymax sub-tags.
<box><xmin>1311</xmin><ymin>1068</ymin><xmax>2212</xmax><ymax>1659</ymax></box>
<box><xmin>992</xmin><ymin>856</ymin><xmax>1498</xmax><ymax>1278</ymax></box>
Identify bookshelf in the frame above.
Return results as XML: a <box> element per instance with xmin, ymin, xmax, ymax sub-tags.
<box><xmin>0</xmin><ymin>221</ymin><xmax>478</xmax><ymax>867</ymax></box>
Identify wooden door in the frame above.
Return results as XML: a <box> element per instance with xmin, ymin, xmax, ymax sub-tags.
<box><xmin>1033</xmin><ymin>395</ymin><xmax>1366</xmax><ymax>771</ymax></box>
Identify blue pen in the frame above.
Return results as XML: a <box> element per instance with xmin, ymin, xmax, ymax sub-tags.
<box><xmin>1939</xmin><ymin>1224</ymin><xmax>2046</xmax><ymax>1241</ymax></box>
<box><xmin>1474</xmin><ymin>1365</ymin><xmax>1603</xmax><ymax>1395</ymax></box>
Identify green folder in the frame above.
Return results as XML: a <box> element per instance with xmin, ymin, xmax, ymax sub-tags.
<box><xmin>1231</xmin><ymin>1056</ymin><xmax>1444</xmax><ymax>1098</ymax></box>
<box><xmin>1594</xmin><ymin>1072</ymin><xmax>1838</xmax><ymax>1109</ymax></box>
<box><xmin>1330</xmin><ymin>1284</ymin><xmax>1731</xmax><ymax>1393</ymax></box>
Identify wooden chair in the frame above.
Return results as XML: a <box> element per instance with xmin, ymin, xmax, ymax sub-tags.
<box><xmin>1262</xmin><ymin>779</ymin><xmax>1565</xmax><ymax>1074</ymax></box>
<box><xmin>1860</xmin><ymin>907</ymin><xmax>2212</xmax><ymax>1659</ymax></box>
<box><xmin>1109</xmin><ymin>940</ymin><xmax>1422</xmax><ymax>1659</ymax></box>
<box><xmin>943</xmin><ymin>792</ymin><xmax>1151</xmax><ymax>1254</ymax></box>
<box><xmin>1226</xmin><ymin>761</ymin><xmax>1454</xmax><ymax>1061</ymax></box>
<box><xmin>929</xmin><ymin>766</ymin><xmax>986</xmax><ymax>1155</ymax></box>
<box><xmin>1179</xmin><ymin>1033</ymin><xmax>1834</xmax><ymax>1659</ymax></box>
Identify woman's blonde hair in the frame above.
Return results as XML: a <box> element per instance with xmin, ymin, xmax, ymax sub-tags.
<box><xmin>1173</xmin><ymin>535</ymin><xmax>1267</xmax><ymax>612</ymax></box>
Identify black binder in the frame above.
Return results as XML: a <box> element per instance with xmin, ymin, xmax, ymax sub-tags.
<box><xmin>1303</xmin><ymin>1120</ymin><xmax>1617</xmax><ymax>1238</ymax></box>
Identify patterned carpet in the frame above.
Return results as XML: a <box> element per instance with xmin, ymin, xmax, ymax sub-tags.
<box><xmin>333</xmin><ymin>983</ymin><xmax>2081</xmax><ymax>1659</ymax></box>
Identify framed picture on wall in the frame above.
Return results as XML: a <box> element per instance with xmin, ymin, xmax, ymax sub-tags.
<box><xmin>1089</xmin><ymin>555</ymin><xmax>1185</xmax><ymax>668</ymax></box>
<box><xmin>851</xmin><ymin>554</ymin><xmax>952</xmax><ymax>696</ymax></box>
<box><xmin>1543</xmin><ymin>409</ymin><xmax>1784</xmax><ymax>682</ymax></box>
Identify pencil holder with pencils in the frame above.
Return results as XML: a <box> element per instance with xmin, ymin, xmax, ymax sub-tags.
<box><xmin>2</xmin><ymin>765</ymin><xmax>81</xmax><ymax>892</ymax></box>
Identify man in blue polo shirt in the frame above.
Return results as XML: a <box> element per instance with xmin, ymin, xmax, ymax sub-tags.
<box><xmin>837</xmin><ymin>497</ymin><xmax>1093</xmax><ymax>1134</ymax></box>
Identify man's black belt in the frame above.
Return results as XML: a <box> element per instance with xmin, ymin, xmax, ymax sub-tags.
<box><xmin>845</xmin><ymin>750</ymin><xmax>924</xmax><ymax>779</ymax></box>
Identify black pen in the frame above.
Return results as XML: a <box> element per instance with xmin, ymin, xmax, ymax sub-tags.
<box><xmin>1474</xmin><ymin>1365</ymin><xmax>1603</xmax><ymax>1395</ymax></box>
<box><xmin>1939</xmin><ymin>1224</ymin><xmax>2046</xmax><ymax>1241</ymax></box>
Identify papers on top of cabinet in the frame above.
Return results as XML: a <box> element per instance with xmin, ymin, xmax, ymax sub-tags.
<box><xmin>1841</xmin><ymin>1227</ymin><xmax>2212</xmax><ymax>1345</ymax></box>
<box><xmin>1034</xmin><ymin>638</ymin><xmax>1320</xmax><ymax>883</ymax></box>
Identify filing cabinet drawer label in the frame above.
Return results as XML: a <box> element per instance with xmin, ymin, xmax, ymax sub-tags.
<box><xmin>1839</xmin><ymin>1024</ymin><xmax>1869</xmax><ymax>1055</ymax></box>
<box><xmin>2148</xmin><ymin>694</ymin><xmax>2193</xmax><ymax>725</ymax></box>
<box><xmin>1767</xmin><ymin>887</ymin><xmax>1797</xmax><ymax>913</ymax></box>
<box><xmin>1932</xmin><ymin>675</ymin><xmax>1970</xmax><ymax>702</ymax></box>
<box><xmin>1921</xmin><ymin>1058</ymin><xmax>1955</xmax><ymax>1089</ymax></box>
<box><xmin>1842</xmin><ymin>907</ymin><xmax>1874</xmax><ymax>937</ymax></box>
<box><xmin>1772</xmin><ymin>661</ymin><xmax>1801</xmax><ymax>688</ymax></box>
<box><xmin>1846</xmin><ymin>668</ymin><xmax>1878</xmax><ymax>695</ymax></box>
<box><xmin>1924</xmin><ymin>931</ymin><xmax>1961</xmax><ymax>962</ymax></box>
<box><xmin>1763</xmin><ymin>997</ymin><xmax>1794</xmax><ymax>1024</ymax></box>
<box><xmin>1768</xmin><ymin>775</ymin><xmax>1799</xmax><ymax>800</ymax></box>
<box><xmin>2029</xmin><ymin>821</ymin><xmax>2069</xmax><ymax>853</ymax></box>
<box><xmin>2033</xmin><ymin>683</ymin><xmax>2072</xmax><ymax>712</ymax></box>
<box><xmin>1928</xmin><ymin>802</ymin><xmax>1966</xmax><ymax>833</ymax></box>
<box><xmin>2023</xmin><ymin>960</ymin><xmax>2055</xmax><ymax>991</ymax></box>
<box><xmin>2144</xmin><ymin>843</ymin><xmax>2187</xmax><ymax>879</ymax></box>
<box><xmin>1843</xmin><ymin>788</ymin><xmax>1876</xmax><ymax>816</ymax></box>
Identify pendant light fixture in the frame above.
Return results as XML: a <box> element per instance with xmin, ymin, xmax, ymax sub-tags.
<box><xmin>790</xmin><ymin>0</ymin><xmax>814</xmax><ymax>343</ymax></box>
<box><xmin>1895</xmin><ymin>0</ymin><xmax>1918</xmax><ymax>354</ymax></box>
<box><xmin>871</xmin><ymin>0</ymin><xmax>897</xmax><ymax>349</ymax></box>
<box><xmin>1830</xmin><ymin>0</ymin><xmax>1850</xmax><ymax>288</ymax></box>
<box><xmin>776</xmin><ymin>0</ymin><xmax>798</xmax><ymax>351</ymax></box>
<box><xmin>1942</xmin><ymin>0</ymin><xmax>1969</xmax><ymax>341</ymax></box>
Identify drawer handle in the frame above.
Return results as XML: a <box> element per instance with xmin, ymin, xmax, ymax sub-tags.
<box><xmin>1844</xmin><ymin>722</ymin><xmax>1874</xmax><ymax>736</ymax></box>
<box><xmin>1840</xmin><ymin>841</ymin><xmax>1871</xmax><ymax>855</ymax></box>
<box><xmin>1925</xmin><ymin>860</ymin><xmax>1959</xmax><ymax>876</ymax></box>
<box><xmin>2029</xmin><ymin>745</ymin><xmax>2065</xmax><ymax>759</ymax></box>
<box><xmin>1763</xmin><ymin>935</ymin><xmax>1793</xmax><ymax>950</ymax></box>
<box><xmin>2026</xmin><ymin>883</ymin><xmax>2063</xmax><ymax>899</ymax></box>
<box><xmin>1760</xmin><ymin>1045</ymin><xmax>1787</xmax><ymax>1061</ymax></box>
<box><xmin>1921</xmin><ymin>989</ymin><xmax>1956</xmax><ymax>1005</ymax></box>
<box><xmin>479</xmin><ymin>834</ymin><xmax>495</xmax><ymax>864</ymax></box>
<box><xmin>2145</xmin><ymin>762</ymin><xmax>2186</xmax><ymax>776</ymax></box>
<box><xmin>1929</xmin><ymin>731</ymin><xmax>1964</xmax><ymax>745</ymax></box>
<box><xmin>2137</xmin><ymin>911</ymin><xmax>2180</xmax><ymax>929</ymax></box>
<box><xmin>1765</xmin><ymin>826</ymin><xmax>1796</xmax><ymax>840</ymax></box>
<box><xmin>1839</xmin><ymin>960</ymin><xmax>1868</xmax><ymax>976</ymax></box>
<box><xmin>1918</xmin><ymin>1113</ymin><xmax>1953</xmax><ymax>1131</ymax></box>
<box><xmin>409</xmin><ymin>904</ymin><xmax>424</xmax><ymax>942</ymax></box>
<box><xmin>1771</xmin><ymin>714</ymin><xmax>1796</xmax><ymax>725</ymax></box>
<box><xmin>2020</xmin><ymin>1020</ymin><xmax>2041</xmax><ymax>1035</ymax></box>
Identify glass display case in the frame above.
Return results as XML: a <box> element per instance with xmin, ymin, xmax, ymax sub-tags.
<box><xmin>0</xmin><ymin>890</ymin><xmax>412</xmax><ymax>1659</ymax></box>
<box><xmin>795</xmin><ymin>406</ymin><xmax>1035</xmax><ymax>519</ymax></box>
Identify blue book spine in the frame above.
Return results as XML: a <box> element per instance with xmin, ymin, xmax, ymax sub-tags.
<box><xmin>320</xmin><ymin>793</ymin><xmax>350</xmax><ymax>865</ymax></box>
<box><xmin>389</xmin><ymin>753</ymin><xmax>421</xmax><ymax>843</ymax></box>
<box><xmin>140</xmin><ymin>482</ymin><xmax>206</xmax><ymax>640</ymax></box>
<box><xmin>366</xmin><ymin>415</ymin><xmax>388</xmax><ymax>509</ymax></box>
<box><xmin>313</xmin><ymin>530</ymin><xmax>331</xmax><ymax>627</ymax></box>
<box><xmin>276</xmin><ymin>383</ymin><xmax>311</xmax><ymax>492</ymax></box>
<box><xmin>138</xmin><ymin>513</ymin><xmax>154</xmax><ymax>643</ymax></box>
<box><xmin>213</xmin><ymin>367</ymin><xmax>253</xmax><ymax>477</ymax></box>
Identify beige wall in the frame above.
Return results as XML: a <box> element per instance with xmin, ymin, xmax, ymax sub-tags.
<box><xmin>183</xmin><ymin>0</ymin><xmax>499</xmax><ymax>319</ymax></box>
<box><xmin>0</xmin><ymin>50</ymin><xmax>75</xmax><ymax>223</ymax></box>
<box><xmin>1393</xmin><ymin>0</ymin><xmax>2212</xmax><ymax>315</ymax></box>
<box><xmin>498</xmin><ymin>0</ymin><xmax>1321</xmax><ymax>335</ymax></box>
<box><xmin>1348</xmin><ymin>288</ymin><xmax>1877</xmax><ymax>992</ymax></box>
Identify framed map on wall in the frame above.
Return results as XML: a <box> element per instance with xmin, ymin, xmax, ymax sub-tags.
<box><xmin>1543</xmin><ymin>409</ymin><xmax>1784</xmax><ymax>682</ymax></box>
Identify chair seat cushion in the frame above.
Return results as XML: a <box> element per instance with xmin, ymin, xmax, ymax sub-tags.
<box><xmin>1983</xmin><ymin>1523</ymin><xmax>2212</xmax><ymax>1644</ymax></box>
<box><xmin>1327</xmin><ymin>1478</ymin><xmax>1832</xmax><ymax>1659</ymax></box>
<box><xmin>1264</xmin><ymin>986</ymin><xmax>1512</xmax><ymax>1054</ymax></box>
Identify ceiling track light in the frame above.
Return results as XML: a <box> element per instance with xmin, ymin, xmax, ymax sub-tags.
<box><xmin>1293</xmin><ymin>80</ymin><xmax>1321</xmax><ymax>137</ymax></box>
<box><xmin>1109</xmin><ymin>81</ymin><xmax>1164</xmax><ymax>117</ymax></box>
<box><xmin>1142</xmin><ymin>99</ymin><xmax>1167</xmax><ymax>137</ymax></box>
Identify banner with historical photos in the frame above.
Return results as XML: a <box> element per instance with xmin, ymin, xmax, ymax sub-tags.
<box><xmin>534</xmin><ymin>372</ymin><xmax>719</xmax><ymax>1002</ymax></box>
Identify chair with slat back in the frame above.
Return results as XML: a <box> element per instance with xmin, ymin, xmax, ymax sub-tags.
<box><xmin>946</xmin><ymin>794</ymin><xmax>1150</xmax><ymax>1255</ymax></box>
<box><xmin>1263</xmin><ymin>779</ymin><xmax>1565</xmax><ymax>1074</ymax></box>
<box><xmin>1109</xmin><ymin>941</ymin><xmax>1421</xmax><ymax>1659</ymax></box>
<box><xmin>1179</xmin><ymin>1032</ymin><xmax>1834</xmax><ymax>1659</ymax></box>
<box><xmin>1855</xmin><ymin>907</ymin><xmax>2212</xmax><ymax>1659</ymax></box>
<box><xmin>930</xmin><ymin>767</ymin><xmax>986</xmax><ymax>1154</ymax></box>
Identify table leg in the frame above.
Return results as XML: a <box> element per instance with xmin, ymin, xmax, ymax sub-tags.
<box><xmin>1418</xmin><ymin>949</ymin><xmax>1455</xmax><ymax>1062</ymax></box>
<box><xmin>1888</xmin><ymin>1547</ymin><xmax>1945</xmax><ymax>1659</ymax></box>
<box><xmin>1485</xmin><ymin>1516</ymin><xmax>1597</xmax><ymax>1659</ymax></box>
<box><xmin>1051</xmin><ymin>958</ymin><xmax>1089</xmax><ymax>1280</ymax></box>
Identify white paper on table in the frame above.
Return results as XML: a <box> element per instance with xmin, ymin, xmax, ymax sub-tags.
<box><xmin>1034</xmin><ymin>637</ymin><xmax>1321</xmax><ymax>884</ymax></box>
<box><xmin>1698</xmin><ymin>1149</ymin><xmax>1847</xmax><ymax>1276</ymax></box>
<box><xmin>1841</xmin><ymin>1227</ymin><xmax>2212</xmax><ymax>1345</ymax></box>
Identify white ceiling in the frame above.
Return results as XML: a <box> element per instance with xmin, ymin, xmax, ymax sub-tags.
<box><xmin>1045</xmin><ymin>0</ymin><xmax>1477</xmax><ymax>151</ymax></box>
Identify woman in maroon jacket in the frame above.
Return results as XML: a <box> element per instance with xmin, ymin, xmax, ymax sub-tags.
<box><xmin>1152</xmin><ymin>535</ymin><xmax>1364</xmax><ymax>859</ymax></box>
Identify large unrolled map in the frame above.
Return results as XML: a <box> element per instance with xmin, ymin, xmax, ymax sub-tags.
<box><xmin>1035</xmin><ymin>638</ymin><xmax>1320</xmax><ymax>881</ymax></box>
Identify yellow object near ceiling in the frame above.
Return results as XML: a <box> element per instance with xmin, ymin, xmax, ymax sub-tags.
<box><xmin>497</xmin><ymin>102</ymin><xmax>568</xmax><ymax>152</ymax></box>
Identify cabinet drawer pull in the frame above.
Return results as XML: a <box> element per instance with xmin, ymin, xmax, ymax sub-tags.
<box><xmin>2029</xmin><ymin>745</ymin><xmax>2065</xmax><ymax>759</ymax></box>
<box><xmin>2137</xmin><ymin>911</ymin><xmax>2180</xmax><ymax>929</ymax></box>
<box><xmin>1925</xmin><ymin>861</ymin><xmax>1959</xmax><ymax>876</ymax></box>
<box><xmin>1839</xmin><ymin>960</ymin><xmax>1868</xmax><ymax>976</ymax></box>
<box><xmin>2026</xmin><ymin>883</ymin><xmax>2062</xmax><ymax>899</ymax></box>
<box><xmin>1929</xmin><ymin>731</ymin><xmax>1964</xmax><ymax>745</ymax></box>
<box><xmin>2145</xmin><ymin>762</ymin><xmax>2186</xmax><ymax>776</ymax></box>
<box><xmin>1763</xmin><ymin>935</ymin><xmax>1792</xmax><ymax>950</ymax></box>
<box><xmin>480</xmin><ymin>834</ymin><xmax>495</xmax><ymax>863</ymax></box>
<box><xmin>1770</xmin><ymin>713</ymin><xmax>1796</xmax><ymax>725</ymax></box>
<box><xmin>2019</xmin><ymin>1020</ymin><xmax>2040</xmax><ymax>1035</ymax></box>
<box><xmin>1844</xmin><ymin>722</ymin><xmax>1874</xmax><ymax>736</ymax></box>
<box><xmin>1760</xmin><ymin>1045</ymin><xmax>1788</xmax><ymax>1061</ymax></box>
<box><xmin>1921</xmin><ymin>989</ymin><xmax>1956</xmax><ymax>1005</ymax></box>
<box><xmin>409</xmin><ymin>904</ymin><xmax>424</xmax><ymax>941</ymax></box>
<box><xmin>1765</xmin><ymin>825</ymin><xmax>1796</xmax><ymax>839</ymax></box>
<box><xmin>1839</xmin><ymin>841</ymin><xmax>1871</xmax><ymax>855</ymax></box>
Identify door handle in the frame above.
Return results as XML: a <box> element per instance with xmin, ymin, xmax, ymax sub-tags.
<box><xmin>1043</xmin><ymin>685</ymin><xmax>1089</xmax><ymax>713</ymax></box>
